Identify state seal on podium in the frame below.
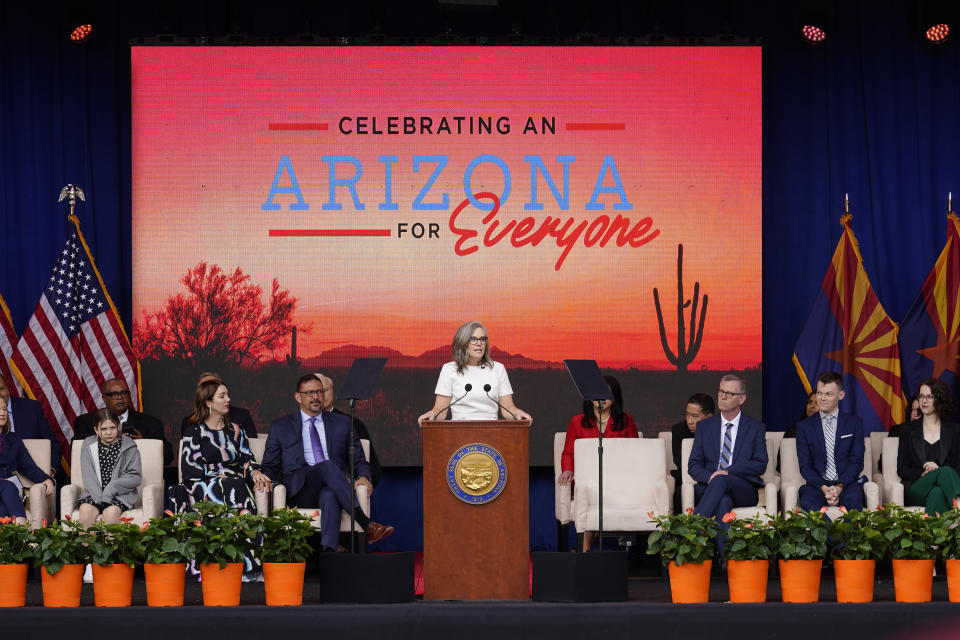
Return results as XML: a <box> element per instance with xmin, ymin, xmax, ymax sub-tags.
<box><xmin>446</xmin><ymin>443</ymin><xmax>508</xmax><ymax>504</ymax></box>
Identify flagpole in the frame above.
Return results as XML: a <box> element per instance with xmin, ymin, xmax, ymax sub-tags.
<box><xmin>948</xmin><ymin>192</ymin><xmax>952</xmax><ymax>215</ymax></box>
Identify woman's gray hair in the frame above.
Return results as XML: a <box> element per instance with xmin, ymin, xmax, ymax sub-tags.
<box><xmin>452</xmin><ymin>320</ymin><xmax>493</xmax><ymax>374</ymax></box>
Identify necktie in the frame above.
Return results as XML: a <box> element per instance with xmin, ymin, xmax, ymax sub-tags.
<box><xmin>719</xmin><ymin>423</ymin><xmax>734</xmax><ymax>470</ymax></box>
<box><xmin>308</xmin><ymin>416</ymin><xmax>326</xmax><ymax>464</ymax></box>
<box><xmin>823</xmin><ymin>415</ymin><xmax>837</xmax><ymax>481</ymax></box>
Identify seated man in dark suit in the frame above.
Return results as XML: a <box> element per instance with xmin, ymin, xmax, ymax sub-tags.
<box><xmin>179</xmin><ymin>372</ymin><xmax>257</xmax><ymax>439</ymax></box>
<box><xmin>261</xmin><ymin>374</ymin><xmax>394</xmax><ymax>552</ymax></box>
<box><xmin>72</xmin><ymin>378</ymin><xmax>172</xmax><ymax>467</ymax></box>
<box><xmin>314</xmin><ymin>372</ymin><xmax>381</xmax><ymax>487</ymax></box>
<box><xmin>0</xmin><ymin>378</ymin><xmax>61</xmax><ymax>478</ymax></box>
<box><xmin>796</xmin><ymin>370</ymin><xmax>865</xmax><ymax>512</ymax></box>
<box><xmin>689</xmin><ymin>374</ymin><xmax>768</xmax><ymax>524</ymax></box>
<box><xmin>670</xmin><ymin>393</ymin><xmax>714</xmax><ymax>515</ymax></box>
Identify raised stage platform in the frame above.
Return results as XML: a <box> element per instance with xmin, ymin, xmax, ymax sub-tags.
<box><xmin>7</xmin><ymin>576</ymin><xmax>960</xmax><ymax>640</ymax></box>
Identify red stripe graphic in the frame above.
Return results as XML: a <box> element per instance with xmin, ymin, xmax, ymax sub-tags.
<box><xmin>565</xmin><ymin>123</ymin><xmax>626</xmax><ymax>131</ymax></box>
<box><xmin>268</xmin><ymin>123</ymin><xmax>329</xmax><ymax>131</ymax></box>
<box><xmin>269</xmin><ymin>229</ymin><xmax>391</xmax><ymax>237</ymax></box>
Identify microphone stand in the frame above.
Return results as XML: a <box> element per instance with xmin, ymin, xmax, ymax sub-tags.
<box><xmin>347</xmin><ymin>397</ymin><xmax>358</xmax><ymax>553</ymax></box>
<box><xmin>595</xmin><ymin>398</ymin><xmax>604</xmax><ymax>552</ymax></box>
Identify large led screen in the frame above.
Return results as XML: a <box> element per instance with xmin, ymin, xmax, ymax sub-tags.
<box><xmin>131</xmin><ymin>46</ymin><xmax>762</xmax><ymax>465</ymax></box>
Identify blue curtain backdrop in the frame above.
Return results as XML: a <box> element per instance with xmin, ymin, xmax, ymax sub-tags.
<box><xmin>2</xmin><ymin>1</ymin><xmax>959</xmax><ymax>551</ymax></box>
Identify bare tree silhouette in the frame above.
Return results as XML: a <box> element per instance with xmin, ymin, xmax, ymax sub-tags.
<box><xmin>134</xmin><ymin>262</ymin><xmax>297</xmax><ymax>367</ymax></box>
<box><xmin>653</xmin><ymin>244</ymin><xmax>707</xmax><ymax>372</ymax></box>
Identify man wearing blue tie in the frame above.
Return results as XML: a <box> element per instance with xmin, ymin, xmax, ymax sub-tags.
<box><xmin>796</xmin><ymin>371</ymin><xmax>865</xmax><ymax>511</ymax></box>
<box><xmin>688</xmin><ymin>374</ymin><xmax>768</xmax><ymax>522</ymax></box>
<box><xmin>261</xmin><ymin>374</ymin><xmax>394</xmax><ymax>552</ymax></box>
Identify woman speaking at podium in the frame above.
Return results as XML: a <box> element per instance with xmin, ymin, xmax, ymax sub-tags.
<box><xmin>418</xmin><ymin>321</ymin><xmax>532</xmax><ymax>424</ymax></box>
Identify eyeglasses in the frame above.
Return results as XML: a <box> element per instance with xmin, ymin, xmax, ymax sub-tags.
<box><xmin>468</xmin><ymin>336</ymin><xmax>489</xmax><ymax>344</ymax></box>
<box><xmin>299</xmin><ymin>388</ymin><xmax>329</xmax><ymax>398</ymax></box>
<box><xmin>918</xmin><ymin>394</ymin><xmax>935</xmax><ymax>401</ymax></box>
<box><xmin>103</xmin><ymin>391</ymin><xmax>130</xmax><ymax>398</ymax></box>
<box><xmin>717</xmin><ymin>389</ymin><xmax>744</xmax><ymax>399</ymax></box>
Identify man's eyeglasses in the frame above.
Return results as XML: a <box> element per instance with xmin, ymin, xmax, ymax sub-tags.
<box><xmin>103</xmin><ymin>391</ymin><xmax>130</xmax><ymax>398</ymax></box>
<box><xmin>469</xmin><ymin>336</ymin><xmax>488</xmax><ymax>344</ymax></box>
<box><xmin>717</xmin><ymin>389</ymin><xmax>744</xmax><ymax>399</ymax></box>
<box><xmin>299</xmin><ymin>388</ymin><xmax>329</xmax><ymax>398</ymax></box>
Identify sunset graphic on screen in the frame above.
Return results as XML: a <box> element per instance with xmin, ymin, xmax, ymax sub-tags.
<box><xmin>131</xmin><ymin>46</ymin><xmax>761</xmax><ymax>464</ymax></box>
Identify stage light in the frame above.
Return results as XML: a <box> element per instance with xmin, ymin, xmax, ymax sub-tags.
<box><xmin>801</xmin><ymin>24</ymin><xmax>826</xmax><ymax>44</ymax></box>
<box><xmin>925</xmin><ymin>23</ymin><xmax>950</xmax><ymax>44</ymax></box>
<box><xmin>69</xmin><ymin>24</ymin><xmax>93</xmax><ymax>43</ymax></box>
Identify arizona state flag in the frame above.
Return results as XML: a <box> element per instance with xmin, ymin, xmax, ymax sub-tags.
<box><xmin>0</xmin><ymin>292</ymin><xmax>23</xmax><ymax>396</ymax></box>
<box><xmin>793</xmin><ymin>215</ymin><xmax>906</xmax><ymax>431</ymax></box>
<box><xmin>899</xmin><ymin>212</ymin><xmax>960</xmax><ymax>400</ymax></box>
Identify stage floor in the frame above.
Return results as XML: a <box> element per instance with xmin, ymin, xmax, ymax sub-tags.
<box><xmin>7</xmin><ymin>576</ymin><xmax>960</xmax><ymax>640</ymax></box>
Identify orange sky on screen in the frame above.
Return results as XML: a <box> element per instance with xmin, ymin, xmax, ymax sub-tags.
<box><xmin>131</xmin><ymin>47</ymin><xmax>761</xmax><ymax>368</ymax></box>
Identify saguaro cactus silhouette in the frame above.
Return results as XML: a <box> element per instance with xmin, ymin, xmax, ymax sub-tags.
<box><xmin>653</xmin><ymin>244</ymin><xmax>708</xmax><ymax>372</ymax></box>
<box><xmin>286</xmin><ymin>326</ymin><xmax>301</xmax><ymax>370</ymax></box>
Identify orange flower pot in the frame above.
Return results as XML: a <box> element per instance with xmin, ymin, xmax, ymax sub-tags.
<box><xmin>199</xmin><ymin>563</ymin><xmax>243</xmax><ymax>606</ymax></box>
<box><xmin>0</xmin><ymin>564</ymin><xmax>28</xmax><ymax>607</ymax></box>
<box><xmin>727</xmin><ymin>559</ymin><xmax>768</xmax><ymax>603</ymax></box>
<box><xmin>145</xmin><ymin>563</ymin><xmax>187</xmax><ymax>607</ymax></box>
<box><xmin>778</xmin><ymin>559</ymin><xmax>821</xmax><ymax>603</ymax></box>
<box><xmin>892</xmin><ymin>558</ymin><xmax>934</xmax><ymax>603</ymax></box>
<box><xmin>946</xmin><ymin>559</ymin><xmax>960</xmax><ymax>602</ymax></box>
<box><xmin>668</xmin><ymin>560</ymin><xmax>711</xmax><ymax>603</ymax></box>
<box><xmin>92</xmin><ymin>564</ymin><xmax>134</xmax><ymax>607</ymax></box>
<box><xmin>41</xmin><ymin>564</ymin><xmax>84</xmax><ymax>607</ymax></box>
<box><xmin>833</xmin><ymin>559</ymin><xmax>875</xmax><ymax>603</ymax></box>
<box><xmin>263</xmin><ymin>562</ymin><xmax>306</xmax><ymax>606</ymax></box>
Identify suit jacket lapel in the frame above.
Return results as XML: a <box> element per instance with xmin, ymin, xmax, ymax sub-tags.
<box><xmin>940</xmin><ymin>423</ymin><xmax>954</xmax><ymax>464</ymax></box>
<box><xmin>292</xmin><ymin>413</ymin><xmax>308</xmax><ymax>469</ymax></box>
<box><xmin>911</xmin><ymin>425</ymin><xmax>926</xmax><ymax>467</ymax></box>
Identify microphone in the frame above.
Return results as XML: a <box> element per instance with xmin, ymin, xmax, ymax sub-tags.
<box><xmin>483</xmin><ymin>384</ymin><xmax>518</xmax><ymax>420</ymax></box>
<box><xmin>432</xmin><ymin>383</ymin><xmax>473</xmax><ymax>420</ymax></box>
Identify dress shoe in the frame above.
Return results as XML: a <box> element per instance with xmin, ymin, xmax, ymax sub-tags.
<box><xmin>365</xmin><ymin>521</ymin><xmax>395</xmax><ymax>544</ymax></box>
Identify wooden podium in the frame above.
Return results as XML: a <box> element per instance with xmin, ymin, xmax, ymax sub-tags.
<box><xmin>422</xmin><ymin>419</ymin><xmax>530</xmax><ymax>600</ymax></box>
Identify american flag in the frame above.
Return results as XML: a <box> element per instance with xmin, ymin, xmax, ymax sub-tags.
<box><xmin>0</xmin><ymin>292</ymin><xmax>22</xmax><ymax>397</ymax></box>
<box><xmin>10</xmin><ymin>216</ymin><xmax>141</xmax><ymax>463</ymax></box>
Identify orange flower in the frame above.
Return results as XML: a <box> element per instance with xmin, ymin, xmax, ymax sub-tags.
<box><xmin>793</xmin><ymin>507</ymin><xmax>800</xmax><ymax>514</ymax></box>
<box><xmin>647</xmin><ymin>510</ymin><xmax>655</xmax><ymax>519</ymax></box>
<box><xmin>164</xmin><ymin>509</ymin><xmax>174</xmax><ymax>516</ymax></box>
<box><xmin>193</xmin><ymin>519</ymin><xmax>202</xmax><ymax>526</ymax></box>
<box><xmin>64</xmin><ymin>514</ymin><xmax>72</xmax><ymax>521</ymax></box>
<box><xmin>0</xmin><ymin>516</ymin><xmax>11</xmax><ymax>525</ymax></box>
<box><xmin>120</xmin><ymin>516</ymin><xmax>134</xmax><ymax>523</ymax></box>
<box><xmin>876</xmin><ymin>505</ymin><xmax>884</xmax><ymax>510</ymax></box>
<box><xmin>311</xmin><ymin>510</ymin><xmax>320</xmax><ymax>518</ymax></box>
<box><xmin>141</xmin><ymin>522</ymin><xmax>149</xmax><ymax>532</ymax></box>
<box><xmin>685</xmin><ymin>507</ymin><xmax>694</xmax><ymax>515</ymax></box>
<box><xmin>923</xmin><ymin>513</ymin><xmax>930</xmax><ymax>519</ymax></box>
<box><xmin>744</xmin><ymin>523</ymin><xmax>754</xmax><ymax>529</ymax></box>
<box><xmin>722</xmin><ymin>511</ymin><xmax>736</xmax><ymax>523</ymax></box>
<box><xmin>41</xmin><ymin>518</ymin><xmax>47</xmax><ymax>527</ymax></box>
<box><xmin>838</xmin><ymin>506</ymin><xmax>848</xmax><ymax>514</ymax></box>
<box><xmin>820</xmin><ymin>506</ymin><xmax>829</xmax><ymax>513</ymax></box>
<box><xmin>239</xmin><ymin>509</ymin><xmax>250</xmax><ymax>515</ymax></box>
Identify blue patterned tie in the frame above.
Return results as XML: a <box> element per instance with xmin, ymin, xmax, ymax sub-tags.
<box><xmin>308</xmin><ymin>417</ymin><xmax>326</xmax><ymax>464</ymax></box>
<box><xmin>823</xmin><ymin>414</ymin><xmax>837</xmax><ymax>481</ymax></box>
<box><xmin>719</xmin><ymin>423</ymin><xmax>733</xmax><ymax>470</ymax></box>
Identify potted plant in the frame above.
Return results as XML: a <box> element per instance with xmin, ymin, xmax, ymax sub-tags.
<box><xmin>647</xmin><ymin>509</ymin><xmax>719</xmax><ymax>603</ymax></box>
<box><xmin>32</xmin><ymin>517</ymin><xmax>88</xmax><ymax>607</ymax></box>
<box><xmin>769</xmin><ymin>508</ymin><xmax>828</xmax><ymax>603</ymax></box>
<box><xmin>723</xmin><ymin>513</ymin><xmax>776</xmax><ymax>603</ymax></box>
<box><xmin>258</xmin><ymin>508</ymin><xmax>318</xmax><ymax>606</ymax></box>
<box><xmin>0</xmin><ymin>517</ymin><xmax>34</xmax><ymax>607</ymax></box>
<box><xmin>828</xmin><ymin>507</ymin><xmax>888</xmax><ymax>602</ymax></box>
<box><xmin>875</xmin><ymin>505</ymin><xmax>939</xmax><ymax>602</ymax></box>
<box><xmin>140</xmin><ymin>510</ymin><xmax>202</xmax><ymax>606</ymax></box>
<box><xmin>85</xmin><ymin>516</ymin><xmax>146</xmax><ymax>607</ymax></box>
<box><xmin>191</xmin><ymin>501</ymin><xmax>260</xmax><ymax>606</ymax></box>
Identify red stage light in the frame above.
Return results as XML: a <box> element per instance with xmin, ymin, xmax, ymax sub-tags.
<box><xmin>69</xmin><ymin>24</ymin><xmax>93</xmax><ymax>43</ymax></box>
<box><xmin>801</xmin><ymin>24</ymin><xmax>826</xmax><ymax>44</ymax></box>
<box><xmin>926</xmin><ymin>23</ymin><xmax>950</xmax><ymax>43</ymax></box>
